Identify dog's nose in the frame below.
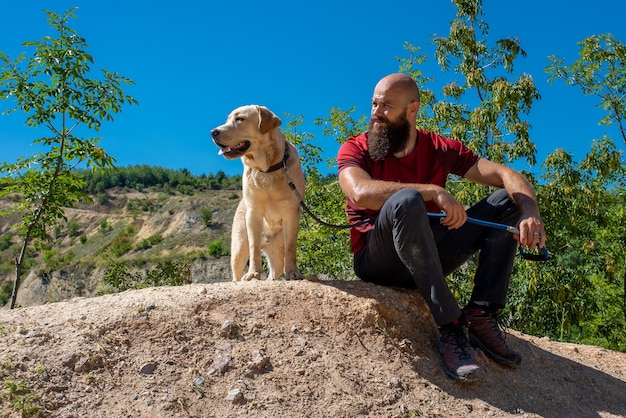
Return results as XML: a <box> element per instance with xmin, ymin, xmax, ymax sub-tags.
<box><xmin>211</xmin><ymin>128</ymin><xmax>220</xmax><ymax>138</ymax></box>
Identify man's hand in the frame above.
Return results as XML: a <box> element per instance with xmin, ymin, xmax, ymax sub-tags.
<box><xmin>516</xmin><ymin>215</ymin><xmax>546</xmax><ymax>250</ymax></box>
<box><xmin>433</xmin><ymin>189</ymin><xmax>467</xmax><ymax>229</ymax></box>
<box><xmin>464</xmin><ymin>158</ymin><xmax>546</xmax><ymax>250</ymax></box>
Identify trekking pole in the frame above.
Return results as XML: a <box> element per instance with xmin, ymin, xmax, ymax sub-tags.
<box><xmin>427</xmin><ymin>212</ymin><xmax>549</xmax><ymax>261</ymax></box>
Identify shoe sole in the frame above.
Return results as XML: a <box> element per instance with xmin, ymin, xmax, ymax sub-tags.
<box><xmin>442</xmin><ymin>363</ymin><xmax>480</xmax><ymax>381</ymax></box>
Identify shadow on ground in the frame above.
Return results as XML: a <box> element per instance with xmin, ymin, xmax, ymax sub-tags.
<box><xmin>319</xmin><ymin>279</ymin><xmax>626</xmax><ymax>418</ymax></box>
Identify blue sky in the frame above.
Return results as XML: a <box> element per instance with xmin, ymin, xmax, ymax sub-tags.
<box><xmin>1</xmin><ymin>1</ymin><xmax>625</xmax><ymax>177</ymax></box>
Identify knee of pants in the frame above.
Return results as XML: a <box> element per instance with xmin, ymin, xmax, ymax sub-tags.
<box><xmin>487</xmin><ymin>189</ymin><xmax>521</xmax><ymax>223</ymax></box>
<box><xmin>376</xmin><ymin>189</ymin><xmax>429</xmax><ymax>233</ymax></box>
<box><xmin>488</xmin><ymin>188</ymin><xmax>513</xmax><ymax>206</ymax></box>
<box><xmin>387</xmin><ymin>188</ymin><xmax>427</xmax><ymax>217</ymax></box>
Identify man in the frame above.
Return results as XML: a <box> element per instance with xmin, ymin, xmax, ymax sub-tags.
<box><xmin>337</xmin><ymin>73</ymin><xmax>546</xmax><ymax>381</ymax></box>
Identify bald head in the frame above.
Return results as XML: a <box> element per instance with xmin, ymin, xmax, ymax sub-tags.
<box><xmin>374</xmin><ymin>73</ymin><xmax>420</xmax><ymax>104</ymax></box>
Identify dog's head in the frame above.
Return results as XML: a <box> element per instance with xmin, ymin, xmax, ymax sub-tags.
<box><xmin>210</xmin><ymin>105</ymin><xmax>282</xmax><ymax>160</ymax></box>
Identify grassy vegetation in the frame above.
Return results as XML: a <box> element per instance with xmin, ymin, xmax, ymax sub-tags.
<box><xmin>2</xmin><ymin>377</ymin><xmax>44</xmax><ymax>417</ymax></box>
<box><xmin>0</xmin><ymin>355</ymin><xmax>44</xmax><ymax>418</ymax></box>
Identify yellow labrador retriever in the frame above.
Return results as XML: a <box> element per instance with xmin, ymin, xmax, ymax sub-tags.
<box><xmin>210</xmin><ymin>105</ymin><xmax>306</xmax><ymax>281</ymax></box>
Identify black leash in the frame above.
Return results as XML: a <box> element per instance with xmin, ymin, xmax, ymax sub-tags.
<box><xmin>264</xmin><ymin>148</ymin><xmax>371</xmax><ymax>229</ymax></box>
<box><xmin>286</xmin><ymin>177</ymin><xmax>372</xmax><ymax>229</ymax></box>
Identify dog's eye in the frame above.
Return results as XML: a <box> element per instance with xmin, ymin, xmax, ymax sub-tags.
<box><xmin>235</xmin><ymin>117</ymin><xmax>245</xmax><ymax>123</ymax></box>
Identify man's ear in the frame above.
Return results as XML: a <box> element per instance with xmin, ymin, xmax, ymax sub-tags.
<box><xmin>409</xmin><ymin>100</ymin><xmax>420</xmax><ymax>115</ymax></box>
<box><xmin>257</xmin><ymin>106</ymin><xmax>282</xmax><ymax>134</ymax></box>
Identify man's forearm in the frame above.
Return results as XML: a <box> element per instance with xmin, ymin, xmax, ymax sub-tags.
<box><xmin>502</xmin><ymin>172</ymin><xmax>541</xmax><ymax>217</ymax></box>
<box><xmin>347</xmin><ymin>179</ymin><xmax>443</xmax><ymax>210</ymax></box>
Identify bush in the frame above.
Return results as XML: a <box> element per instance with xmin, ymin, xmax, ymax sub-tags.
<box><xmin>135</xmin><ymin>234</ymin><xmax>162</xmax><ymax>251</ymax></box>
<box><xmin>208</xmin><ymin>237</ymin><xmax>228</xmax><ymax>258</ymax></box>
<box><xmin>0</xmin><ymin>235</ymin><xmax>12</xmax><ymax>251</ymax></box>
<box><xmin>100</xmin><ymin>259</ymin><xmax>192</xmax><ymax>293</ymax></box>
<box><xmin>96</xmin><ymin>192</ymin><xmax>108</xmax><ymax>204</ymax></box>
<box><xmin>106</xmin><ymin>225</ymin><xmax>135</xmax><ymax>257</ymax></box>
<box><xmin>67</xmin><ymin>220</ymin><xmax>81</xmax><ymax>237</ymax></box>
<box><xmin>0</xmin><ymin>281</ymin><xmax>13</xmax><ymax>306</ymax></box>
<box><xmin>199</xmin><ymin>207</ymin><xmax>213</xmax><ymax>227</ymax></box>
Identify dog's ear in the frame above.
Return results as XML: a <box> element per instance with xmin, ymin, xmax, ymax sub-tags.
<box><xmin>257</xmin><ymin>106</ymin><xmax>282</xmax><ymax>134</ymax></box>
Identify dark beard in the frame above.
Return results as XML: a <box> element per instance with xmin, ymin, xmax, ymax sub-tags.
<box><xmin>367</xmin><ymin>116</ymin><xmax>411</xmax><ymax>161</ymax></box>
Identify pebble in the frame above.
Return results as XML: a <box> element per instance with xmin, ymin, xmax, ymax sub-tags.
<box><xmin>208</xmin><ymin>355</ymin><xmax>234</xmax><ymax>375</ymax></box>
<box><xmin>226</xmin><ymin>388</ymin><xmax>244</xmax><ymax>404</ymax></box>
<box><xmin>62</xmin><ymin>353</ymin><xmax>78</xmax><ymax>368</ymax></box>
<box><xmin>140</xmin><ymin>362</ymin><xmax>157</xmax><ymax>375</ymax></box>
<box><xmin>220</xmin><ymin>320</ymin><xmax>239</xmax><ymax>338</ymax></box>
<box><xmin>248</xmin><ymin>349</ymin><xmax>270</xmax><ymax>372</ymax></box>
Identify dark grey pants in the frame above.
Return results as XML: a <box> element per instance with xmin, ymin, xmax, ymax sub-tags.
<box><xmin>354</xmin><ymin>188</ymin><xmax>520</xmax><ymax>326</ymax></box>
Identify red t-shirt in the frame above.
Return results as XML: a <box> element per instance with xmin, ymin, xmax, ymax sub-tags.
<box><xmin>337</xmin><ymin>129</ymin><xmax>480</xmax><ymax>253</ymax></box>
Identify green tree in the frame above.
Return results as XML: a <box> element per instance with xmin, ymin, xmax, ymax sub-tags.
<box><xmin>510</xmin><ymin>140</ymin><xmax>625</xmax><ymax>350</ymax></box>
<box><xmin>292</xmin><ymin>0</ymin><xmax>626</xmax><ymax>352</ymax></box>
<box><xmin>0</xmin><ymin>9</ymin><xmax>137</xmax><ymax>308</ymax></box>
<box><xmin>546</xmin><ymin>33</ymin><xmax>626</xmax><ymax>146</ymax></box>
<box><xmin>429</xmin><ymin>0</ymin><xmax>540</xmax><ymax>167</ymax></box>
<box><xmin>544</xmin><ymin>32</ymin><xmax>626</xmax><ymax>347</ymax></box>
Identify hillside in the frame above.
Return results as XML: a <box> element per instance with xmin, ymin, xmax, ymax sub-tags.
<box><xmin>0</xmin><ymin>188</ymin><xmax>239</xmax><ymax>306</ymax></box>
<box><xmin>1</xmin><ymin>280</ymin><xmax>625</xmax><ymax>417</ymax></box>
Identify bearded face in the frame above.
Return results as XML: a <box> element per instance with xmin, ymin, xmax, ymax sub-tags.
<box><xmin>367</xmin><ymin>112</ymin><xmax>411</xmax><ymax>161</ymax></box>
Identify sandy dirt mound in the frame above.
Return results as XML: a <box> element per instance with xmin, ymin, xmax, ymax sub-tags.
<box><xmin>1</xmin><ymin>280</ymin><xmax>625</xmax><ymax>418</ymax></box>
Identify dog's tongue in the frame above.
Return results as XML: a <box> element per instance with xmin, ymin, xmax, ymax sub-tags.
<box><xmin>218</xmin><ymin>147</ymin><xmax>231</xmax><ymax>156</ymax></box>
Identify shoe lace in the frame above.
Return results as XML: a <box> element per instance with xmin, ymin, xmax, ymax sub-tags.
<box><xmin>477</xmin><ymin>310</ymin><xmax>510</xmax><ymax>349</ymax></box>
<box><xmin>443</xmin><ymin>326</ymin><xmax>473</xmax><ymax>361</ymax></box>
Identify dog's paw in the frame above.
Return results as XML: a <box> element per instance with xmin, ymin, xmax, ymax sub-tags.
<box><xmin>242</xmin><ymin>272</ymin><xmax>261</xmax><ymax>281</ymax></box>
<box><xmin>285</xmin><ymin>271</ymin><xmax>305</xmax><ymax>281</ymax></box>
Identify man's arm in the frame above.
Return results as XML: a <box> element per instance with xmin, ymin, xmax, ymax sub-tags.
<box><xmin>338</xmin><ymin>166</ymin><xmax>468</xmax><ymax>229</ymax></box>
<box><xmin>464</xmin><ymin>158</ymin><xmax>546</xmax><ymax>249</ymax></box>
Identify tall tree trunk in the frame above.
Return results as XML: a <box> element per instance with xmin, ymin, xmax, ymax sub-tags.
<box><xmin>10</xmin><ymin>235</ymin><xmax>30</xmax><ymax>309</ymax></box>
<box><xmin>9</xmin><ymin>137</ymin><xmax>64</xmax><ymax>309</ymax></box>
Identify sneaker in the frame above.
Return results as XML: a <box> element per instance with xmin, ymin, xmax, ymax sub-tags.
<box><xmin>462</xmin><ymin>304</ymin><xmax>522</xmax><ymax>366</ymax></box>
<box><xmin>439</xmin><ymin>318</ymin><xmax>480</xmax><ymax>381</ymax></box>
